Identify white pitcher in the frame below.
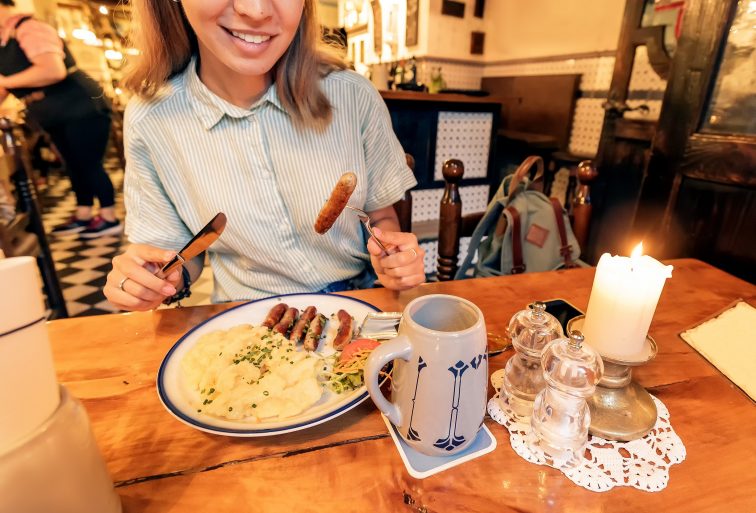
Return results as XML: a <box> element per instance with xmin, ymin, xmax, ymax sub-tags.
<box><xmin>365</xmin><ymin>294</ymin><xmax>488</xmax><ymax>456</ymax></box>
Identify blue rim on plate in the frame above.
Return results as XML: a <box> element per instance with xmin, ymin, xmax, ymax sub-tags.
<box><xmin>157</xmin><ymin>292</ymin><xmax>383</xmax><ymax>436</ymax></box>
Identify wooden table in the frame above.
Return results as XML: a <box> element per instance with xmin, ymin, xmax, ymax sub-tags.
<box><xmin>48</xmin><ymin>259</ymin><xmax>756</xmax><ymax>513</ymax></box>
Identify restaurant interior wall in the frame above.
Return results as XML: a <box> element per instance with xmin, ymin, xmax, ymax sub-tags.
<box><xmin>338</xmin><ymin>1</ymin><xmax>663</xmax><ymax>157</ymax></box>
<box><xmin>425</xmin><ymin>0</ymin><xmax>485</xmax><ymax>62</ymax></box>
<box><xmin>339</xmin><ymin>0</ymin><xmax>433</xmax><ymax>74</ymax></box>
<box><xmin>482</xmin><ymin>0</ymin><xmax>666</xmax><ymax>158</ymax></box>
<box><xmin>483</xmin><ymin>0</ymin><xmax>625</xmax><ymax>62</ymax></box>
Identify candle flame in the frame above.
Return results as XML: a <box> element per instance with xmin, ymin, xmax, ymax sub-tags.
<box><xmin>631</xmin><ymin>242</ymin><xmax>643</xmax><ymax>258</ymax></box>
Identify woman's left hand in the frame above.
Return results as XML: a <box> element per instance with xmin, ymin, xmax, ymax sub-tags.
<box><xmin>367</xmin><ymin>227</ymin><xmax>425</xmax><ymax>290</ymax></box>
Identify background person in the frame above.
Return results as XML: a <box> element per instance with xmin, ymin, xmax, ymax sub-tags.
<box><xmin>0</xmin><ymin>0</ymin><xmax>119</xmax><ymax>238</ymax></box>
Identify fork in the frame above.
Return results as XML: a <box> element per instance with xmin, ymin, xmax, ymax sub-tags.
<box><xmin>345</xmin><ymin>205</ymin><xmax>391</xmax><ymax>254</ymax></box>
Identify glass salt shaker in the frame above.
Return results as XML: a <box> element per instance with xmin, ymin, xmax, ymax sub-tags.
<box><xmin>501</xmin><ymin>301</ymin><xmax>564</xmax><ymax>417</ymax></box>
<box><xmin>531</xmin><ymin>330</ymin><xmax>604</xmax><ymax>465</ymax></box>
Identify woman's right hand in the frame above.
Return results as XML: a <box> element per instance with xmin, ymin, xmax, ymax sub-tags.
<box><xmin>104</xmin><ymin>244</ymin><xmax>182</xmax><ymax>312</ymax></box>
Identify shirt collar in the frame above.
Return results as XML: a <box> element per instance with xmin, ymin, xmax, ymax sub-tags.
<box><xmin>184</xmin><ymin>56</ymin><xmax>286</xmax><ymax>130</ymax></box>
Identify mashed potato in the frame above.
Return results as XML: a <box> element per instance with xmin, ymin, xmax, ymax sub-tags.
<box><xmin>182</xmin><ymin>324</ymin><xmax>325</xmax><ymax>421</ymax></box>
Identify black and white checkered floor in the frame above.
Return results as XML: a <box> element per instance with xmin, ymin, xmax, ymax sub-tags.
<box><xmin>42</xmin><ymin>163</ymin><xmax>213</xmax><ymax>317</ymax></box>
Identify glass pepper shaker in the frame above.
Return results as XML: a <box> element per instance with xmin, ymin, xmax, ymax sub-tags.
<box><xmin>502</xmin><ymin>301</ymin><xmax>564</xmax><ymax>417</ymax></box>
<box><xmin>531</xmin><ymin>330</ymin><xmax>604</xmax><ymax>465</ymax></box>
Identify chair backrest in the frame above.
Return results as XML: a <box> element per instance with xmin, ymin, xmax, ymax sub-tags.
<box><xmin>391</xmin><ymin>153</ymin><xmax>414</xmax><ymax>233</ymax></box>
<box><xmin>436</xmin><ymin>158</ymin><xmax>596</xmax><ymax>280</ymax></box>
<box><xmin>0</xmin><ymin>118</ymin><xmax>68</xmax><ymax>318</ymax></box>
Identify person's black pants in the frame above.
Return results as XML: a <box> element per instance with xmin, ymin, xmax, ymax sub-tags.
<box><xmin>45</xmin><ymin>113</ymin><xmax>115</xmax><ymax>208</ymax></box>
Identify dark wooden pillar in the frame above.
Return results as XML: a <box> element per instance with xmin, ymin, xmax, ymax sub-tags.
<box><xmin>437</xmin><ymin>159</ymin><xmax>464</xmax><ymax>280</ymax></box>
<box><xmin>571</xmin><ymin>160</ymin><xmax>598</xmax><ymax>254</ymax></box>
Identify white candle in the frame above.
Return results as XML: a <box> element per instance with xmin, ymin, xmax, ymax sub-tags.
<box><xmin>0</xmin><ymin>257</ymin><xmax>60</xmax><ymax>454</ymax></box>
<box><xmin>582</xmin><ymin>243</ymin><xmax>673</xmax><ymax>360</ymax></box>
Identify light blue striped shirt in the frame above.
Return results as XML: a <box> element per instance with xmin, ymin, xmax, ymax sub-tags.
<box><xmin>123</xmin><ymin>58</ymin><xmax>416</xmax><ymax>302</ymax></box>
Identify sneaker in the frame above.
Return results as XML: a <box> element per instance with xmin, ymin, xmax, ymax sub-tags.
<box><xmin>51</xmin><ymin>216</ymin><xmax>91</xmax><ymax>235</ymax></box>
<box><xmin>79</xmin><ymin>216</ymin><xmax>123</xmax><ymax>238</ymax></box>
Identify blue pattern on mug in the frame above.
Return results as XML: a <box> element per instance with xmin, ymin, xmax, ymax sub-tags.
<box><xmin>470</xmin><ymin>353</ymin><xmax>487</xmax><ymax>369</ymax></box>
<box><xmin>407</xmin><ymin>357</ymin><xmax>427</xmax><ymax>441</ymax></box>
<box><xmin>434</xmin><ymin>360</ymin><xmax>470</xmax><ymax>451</ymax></box>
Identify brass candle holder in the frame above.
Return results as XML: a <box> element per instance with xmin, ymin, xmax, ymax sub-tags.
<box><xmin>567</xmin><ymin>315</ymin><xmax>658</xmax><ymax>441</ymax></box>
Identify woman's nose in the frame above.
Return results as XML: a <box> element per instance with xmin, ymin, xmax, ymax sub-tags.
<box><xmin>233</xmin><ymin>0</ymin><xmax>275</xmax><ymax>22</ymax></box>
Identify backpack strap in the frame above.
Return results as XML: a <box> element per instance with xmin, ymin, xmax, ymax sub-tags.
<box><xmin>549</xmin><ymin>197</ymin><xmax>577</xmax><ymax>268</ymax></box>
<box><xmin>508</xmin><ymin>156</ymin><xmax>544</xmax><ymax>198</ymax></box>
<box><xmin>453</xmin><ymin>198</ymin><xmax>506</xmax><ymax>279</ymax></box>
<box><xmin>505</xmin><ymin>206</ymin><xmax>526</xmax><ymax>274</ymax></box>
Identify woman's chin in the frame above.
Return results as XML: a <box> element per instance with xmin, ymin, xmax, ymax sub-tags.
<box><xmin>219</xmin><ymin>49</ymin><xmax>281</xmax><ymax>78</ymax></box>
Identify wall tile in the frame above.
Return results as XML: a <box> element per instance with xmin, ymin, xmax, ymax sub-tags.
<box><xmin>434</xmin><ymin>111</ymin><xmax>493</xmax><ymax>180</ymax></box>
<box><xmin>411</xmin><ymin>185</ymin><xmax>490</xmax><ymax>223</ymax></box>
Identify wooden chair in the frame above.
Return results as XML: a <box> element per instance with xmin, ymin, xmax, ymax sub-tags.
<box><xmin>571</xmin><ymin>160</ymin><xmax>598</xmax><ymax>250</ymax></box>
<box><xmin>0</xmin><ymin>118</ymin><xmax>68</xmax><ymax>318</ymax></box>
<box><xmin>391</xmin><ymin>153</ymin><xmax>414</xmax><ymax>233</ymax></box>
<box><xmin>436</xmin><ymin>157</ymin><xmax>596</xmax><ymax>281</ymax></box>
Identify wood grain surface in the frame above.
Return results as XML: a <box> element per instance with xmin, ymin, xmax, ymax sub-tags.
<box><xmin>46</xmin><ymin>259</ymin><xmax>756</xmax><ymax>513</ymax></box>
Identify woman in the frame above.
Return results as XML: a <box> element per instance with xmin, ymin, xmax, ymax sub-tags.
<box><xmin>0</xmin><ymin>0</ymin><xmax>120</xmax><ymax>237</ymax></box>
<box><xmin>104</xmin><ymin>0</ymin><xmax>425</xmax><ymax>311</ymax></box>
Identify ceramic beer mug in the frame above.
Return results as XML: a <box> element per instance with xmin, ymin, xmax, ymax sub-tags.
<box><xmin>365</xmin><ymin>294</ymin><xmax>488</xmax><ymax>456</ymax></box>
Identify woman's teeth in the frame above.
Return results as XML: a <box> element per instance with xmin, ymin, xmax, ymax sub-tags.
<box><xmin>231</xmin><ymin>31</ymin><xmax>271</xmax><ymax>44</ymax></box>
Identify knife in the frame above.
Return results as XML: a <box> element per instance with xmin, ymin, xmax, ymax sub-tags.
<box><xmin>156</xmin><ymin>212</ymin><xmax>227</xmax><ymax>279</ymax></box>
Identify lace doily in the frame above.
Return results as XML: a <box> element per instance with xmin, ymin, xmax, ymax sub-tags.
<box><xmin>488</xmin><ymin>369</ymin><xmax>686</xmax><ymax>492</ymax></box>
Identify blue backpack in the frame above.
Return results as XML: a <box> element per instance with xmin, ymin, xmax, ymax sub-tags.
<box><xmin>455</xmin><ymin>156</ymin><xmax>585</xmax><ymax>279</ymax></box>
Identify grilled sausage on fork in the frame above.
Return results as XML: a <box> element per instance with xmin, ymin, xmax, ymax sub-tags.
<box><xmin>314</xmin><ymin>172</ymin><xmax>357</xmax><ymax>234</ymax></box>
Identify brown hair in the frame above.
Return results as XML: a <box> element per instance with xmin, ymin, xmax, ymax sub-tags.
<box><xmin>124</xmin><ymin>0</ymin><xmax>346</xmax><ymax>128</ymax></box>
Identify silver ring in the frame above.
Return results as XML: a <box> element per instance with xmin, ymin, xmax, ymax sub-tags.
<box><xmin>118</xmin><ymin>277</ymin><xmax>129</xmax><ymax>291</ymax></box>
<box><xmin>409</xmin><ymin>248</ymin><xmax>418</xmax><ymax>260</ymax></box>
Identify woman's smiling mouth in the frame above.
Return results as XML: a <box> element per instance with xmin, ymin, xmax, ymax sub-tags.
<box><xmin>223</xmin><ymin>27</ymin><xmax>273</xmax><ymax>44</ymax></box>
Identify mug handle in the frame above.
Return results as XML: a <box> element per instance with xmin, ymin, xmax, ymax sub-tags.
<box><xmin>364</xmin><ymin>335</ymin><xmax>412</xmax><ymax>426</ymax></box>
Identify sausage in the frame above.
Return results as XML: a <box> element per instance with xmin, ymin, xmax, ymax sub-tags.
<box><xmin>289</xmin><ymin>306</ymin><xmax>317</xmax><ymax>343</ymax></box>
<box><xmin>333</xmin><ymin>309</ymin><xmax>353</xmax><ymax>351</ymax></box>
<box><xmin>314</xmin><ymin>172</ymin><xmax>357</xmax><ymax>234</ymax></box>
<box><xmin>273</xmin><ymin>307</ymin><xmax>299</xmax><ymax>336</ymax></box>
<box><xmin>303</xmin><ymin>314</ymin><xmax>327</xmax><ymax>352</ymax></box>
<box><xmin>262</xmin><ymin>303</ymin><xmax>288</xmax><ymax>329</ymax></box>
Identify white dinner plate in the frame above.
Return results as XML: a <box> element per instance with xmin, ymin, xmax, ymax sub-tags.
<box><xmin>157</xmin><ymin>293</ymin><xmax>381</xmax><ymax>437</ymax></box>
